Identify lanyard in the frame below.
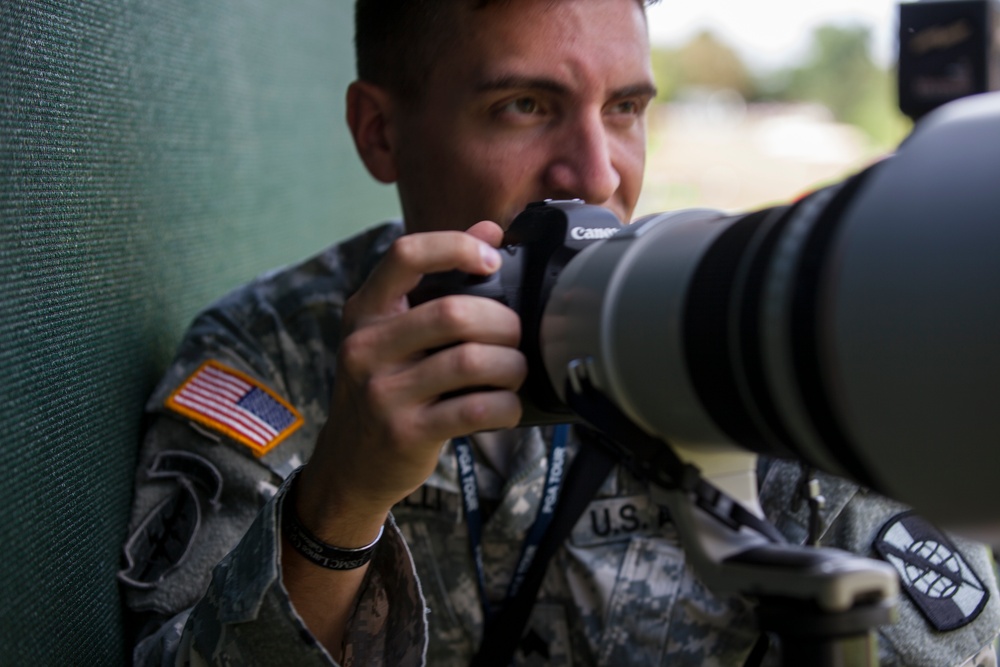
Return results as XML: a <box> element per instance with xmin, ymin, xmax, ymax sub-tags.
<box><xmin>453</xmin><ymin>424</ymin><xmax>570</xmax><ymax>621</ymax></box>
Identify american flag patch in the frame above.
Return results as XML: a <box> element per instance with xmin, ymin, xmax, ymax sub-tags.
<box><xmin>165</xmin><ymin>360</ymin><xmax>303</xmax><ymax>457</ymax></box>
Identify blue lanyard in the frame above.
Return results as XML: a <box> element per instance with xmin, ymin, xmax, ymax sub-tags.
<box><xmin>453</xmin><ymin>424</ymin><xmax>570</xmax><ymax>620</ymax></box>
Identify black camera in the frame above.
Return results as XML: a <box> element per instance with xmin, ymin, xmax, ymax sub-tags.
<box><xmin>409</xmin><ymin>199</ymin><xmax>623</xmax><ymax>425</ymax></box>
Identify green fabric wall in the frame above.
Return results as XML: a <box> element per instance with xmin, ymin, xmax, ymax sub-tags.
<box><xmin>0</xmin><ymin>0</ymin><xmax>398</xmax><ymax>662</ymax></box>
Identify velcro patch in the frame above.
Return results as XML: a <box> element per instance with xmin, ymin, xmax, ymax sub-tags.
<box><xmin>148</xmin><ymin>450</ymin><xmax>223</xmax><ymax>507</ymax></box>
<box><xmin>165</xmin><ymin>360</ymin><xmax>303</xmax><ymax>457</ymax></box>
<box><xmin>119</xmin><ymin>482</ymin><xmax>200</xmax><ymax>589</ymax></box>
<box><xmin>874</xmin><ymin>511</ymin><xmax>989</xmax><ymax>631</ymax></box>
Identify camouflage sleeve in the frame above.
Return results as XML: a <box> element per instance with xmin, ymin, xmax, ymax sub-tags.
<box><xmin>130</xmin><ymin>465</ymin><xmax>428</xmax><ymax>666</ymax></box>
<box><xmin>121</xmin><ymin>222</ymin><xmax>424</xmax><ymax>664</ymax></box>
<box><xmin>958</xmin><ymin>643</ymin><xmax>998</xmax><ymax>667</ymax></box>
<box><xmin>120</xmin><ymin>370</ymin><xmax>428</xmax><ymax>665</ymax></box>
<box><xmin>759</xmin><ymin>459</ymin><xmax>1000</xmax><ymax>667</ymax></box>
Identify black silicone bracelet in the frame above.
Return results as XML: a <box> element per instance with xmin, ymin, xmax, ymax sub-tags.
<box><xmin>281</xmin><ymin>479</ymin><xmax>383</xmax><ymax>570</ymax></box>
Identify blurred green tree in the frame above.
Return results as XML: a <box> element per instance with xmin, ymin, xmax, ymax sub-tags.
<box><xmin>769</xmin><ymin>24</ymin><xmax>911</xmax><ymax>146</ymax></box>
<box><xmin>651</xmin><ymin>30</ymin><xmax>752</xmax><ymax>100</ymax></box>
<box><xmin>651</xmin><ymin>24</ymin><xmax>911</xmax><ymax>148</ymax></box>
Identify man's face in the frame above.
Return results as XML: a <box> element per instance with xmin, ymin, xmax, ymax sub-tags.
<box><xmin>390</xmin><ymin>0</ymin><xmax>655</xmax><ymax>232</ymax></box>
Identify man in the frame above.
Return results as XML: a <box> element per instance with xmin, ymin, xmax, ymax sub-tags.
<box><xmin>120</xmin><ymin>0</ymin><xmax>1000</xmax><ymax>665</ymax></box>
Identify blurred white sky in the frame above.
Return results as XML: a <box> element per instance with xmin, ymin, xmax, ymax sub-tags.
<box><xmin>646</xmin><ymin>0</ymin><xmax>901</xmax><ymax>71</ymax></box>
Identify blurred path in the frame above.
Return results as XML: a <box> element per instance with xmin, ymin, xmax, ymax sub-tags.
<box><xmin>637</xmin><ymin>98</ymin><xmax>885</xmax><ymax>217</ymax></box>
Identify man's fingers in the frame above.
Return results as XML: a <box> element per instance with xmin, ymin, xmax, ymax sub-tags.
<box><xmin>384</xmin><ymin>342</ymin><xmax>527</xmax><ymax>441</ymax></box>
<box><xmin>419</xmin><ymin>389</ymin><xmax>524</xmax><ymax>442</ymax></box>
<box><xmin>342</xmin><ymin>295</ymin><xmax>521</xmax><ymax>373</ymax></box>
<box><xmin>465</xmin><ymin>220</ymin><xmax>505</xmax><ymax>248</ymax></box>
<box><xmin>405</xmin><ymin>295</ymin><xmax>522</xmax><ymax>349</ymax></box>
<box><xmin>395</xmin><ymin>342</ymin><xmax>528</xmax><ymax>401</ymax></box>
<box><xmin>351</xmin><ymin>337</ymin><xmax>526</xmax><ymax>423</ymax></box>
<box><xmin>351</xmin><ymin>231</ymin><xmax>502</xmax><ymax>320</ymax></box>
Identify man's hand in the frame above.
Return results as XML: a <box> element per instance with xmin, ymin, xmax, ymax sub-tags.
<box><xmin>282</xmin><ymin>221</ymin><xmax>525</xmax><ymax>654</ymax></box>
<box><xmin>298</xmin><ymin>219</ymin><xmax>526</xmax><ymax>547</ymax></box>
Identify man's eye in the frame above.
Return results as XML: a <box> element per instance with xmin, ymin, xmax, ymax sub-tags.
<box><xmin>504</xmin><ymin>97</ymin><xmax>541</xmax><ymax>115</ymax></box>
<box><xmin>609</xmin><ymin>99</ymin><xmax>641</xmax><ymax>115</ymax></box>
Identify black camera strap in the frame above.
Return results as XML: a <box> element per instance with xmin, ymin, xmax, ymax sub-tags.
<box><xmin>470</xmin><ymin>375</ymin><xmax>784</xmax><ymax>666</ymax></box>
<box><xmin>565</xmin><ymin>378</ymin><xmax>792</xmax><ymax>667</ymax></box>
<box><xmin>564</xmin><ymin>375</ymin><xmax>786</xmax><ymax>544</ymax></box>
<box><xmin>469</xmin><ymin>425</ymin><xmax>618</xmax><ymax>667</ymax></box>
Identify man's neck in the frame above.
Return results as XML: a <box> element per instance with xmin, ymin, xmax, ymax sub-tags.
<box><xmin>471</xmin><ymin>429</ymin><xmax>521</xmax><ymax>480</ymax></box>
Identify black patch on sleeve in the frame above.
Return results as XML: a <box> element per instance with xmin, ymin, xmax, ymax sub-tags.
<box><xmin>874</xmin><ymin>511</ymin><xmax>989</xmax><ymax>631</ymax></box>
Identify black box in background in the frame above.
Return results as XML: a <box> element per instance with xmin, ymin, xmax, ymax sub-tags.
<box><xmin>898</xmin><ymin>0</ymin><xmax>1000</xmax><ymax>120</ymax></box>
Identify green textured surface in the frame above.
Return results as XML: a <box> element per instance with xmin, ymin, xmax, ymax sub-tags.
<box><xmin>0</xmin><ymin>0</ymin><xmax>398</xmax><ymax>662</ymax></box>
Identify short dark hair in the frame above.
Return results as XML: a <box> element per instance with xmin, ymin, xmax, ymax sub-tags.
<box><xmin>354</xmin><ymin>0</ymin><xmax>655</xmax><ymax>103</ymax></box>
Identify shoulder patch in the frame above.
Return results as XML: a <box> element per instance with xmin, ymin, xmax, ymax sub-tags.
<box><xmin>165</xmin><ymin>360</ymin><xmax>303</xmax><ymax>457</ymax></box>
<box><xmin>119</xmin><ymin>482</ymin><xmax>201</xmax><ymax>589</ymax></box>
<box><xmin>874</xmin><ymin>511</ymin><xmax>989</xmax><ymax>631</ymax></box>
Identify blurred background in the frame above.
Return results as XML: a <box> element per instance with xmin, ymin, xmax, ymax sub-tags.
<box><xmin>638</xmin><ymin>0</ymin><xmax>911</xmax><ymax>216</ymax></box>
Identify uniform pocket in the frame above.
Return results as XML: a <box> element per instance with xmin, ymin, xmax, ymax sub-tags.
<box><xmin>397</xmin><ymin>518</ymin><xmax>480</xmax><ymax>662</ymax></box>
<box><xmin>598</xmin><ymin>536</ymin><xmax>685</xmax><ymax>666</ymax></box>
<box><xmin>597</xmin><ymin>535</ymin><xmax>758</xmax><ymax>667</ymax></box>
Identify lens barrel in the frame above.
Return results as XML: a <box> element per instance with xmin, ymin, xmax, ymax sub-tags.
<box><xmin>542</xmin><ymin>93</ymin><xmax>1000</xmax><ymax>530</ymax></box>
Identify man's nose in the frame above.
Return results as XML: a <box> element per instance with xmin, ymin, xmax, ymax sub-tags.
<box><xmin>543</xmin><ymin>112</ymin><xmax>621</xmax><ymax>205</ymax></box>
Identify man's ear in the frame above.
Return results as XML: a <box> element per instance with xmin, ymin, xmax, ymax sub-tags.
<box><xmin>346</xmin><ymin>80</ymin><xmax>399</xmax><ymax>184</ymax></box>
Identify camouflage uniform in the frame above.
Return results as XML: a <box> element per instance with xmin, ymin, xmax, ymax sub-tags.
<box><xmin>121</xmin><ymin>221</ymin><xmax>1000</xmax><ymax>666</ymax></box>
